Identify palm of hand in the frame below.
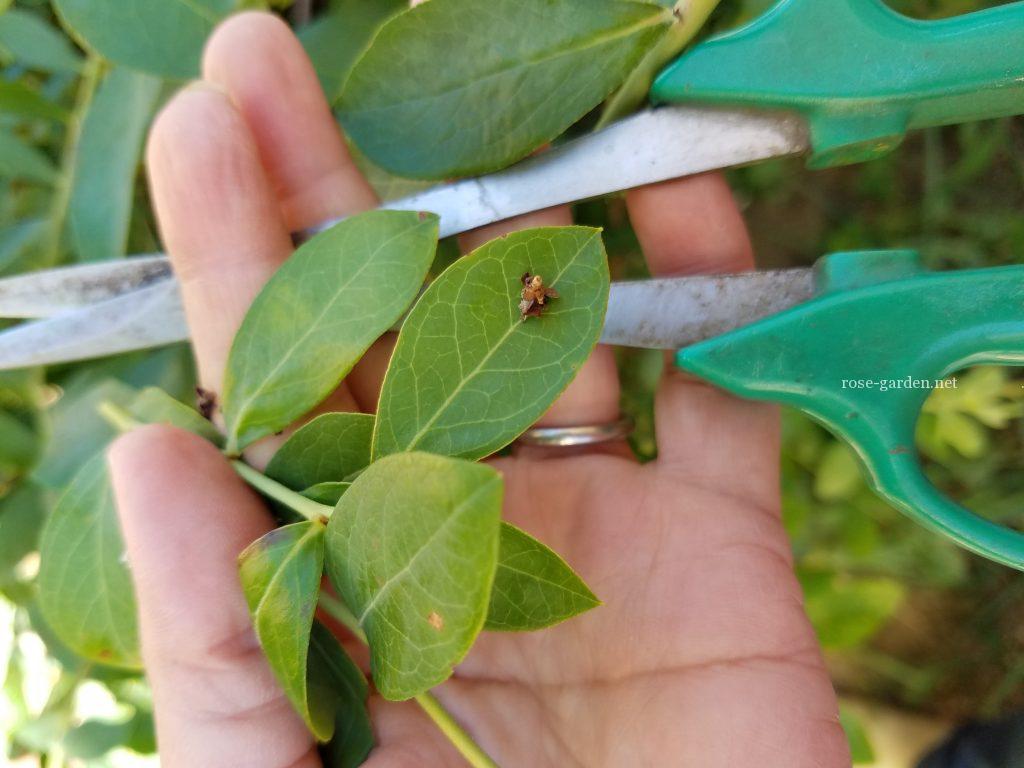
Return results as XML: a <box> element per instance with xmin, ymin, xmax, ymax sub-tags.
<box><xmin>108</xmin><ymin>12</ymin><xmax>851</xmax><ymax>768</ymax></box>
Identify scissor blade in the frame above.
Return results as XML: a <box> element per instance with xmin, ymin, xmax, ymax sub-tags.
<box><xmin>0</xmin><ymin>280</ymin><xmax>188</xmax><ymax>370</ymax></box>
<box><xmin>314</xmin><ymin>105</ymin><xmax>811</xmax><ymax>239</ymax></box>
<box><xmin>601</xmin><ymin>269</ymin><xmax>816</xmax><ymax>349</ymax></box>
<box><xmin>0</xmin><ymin>255</ymin><xmax>172</xmax><ymax>318</ymax></box>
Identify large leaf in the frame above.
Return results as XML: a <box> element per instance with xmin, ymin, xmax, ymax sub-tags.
<box><xmin>486</xmin><ymin>523</ymin><xmax>599</xmax><ymax>631</ymax></box>
<box><xmin>53</xmin><ymin>0</ymin><xmax>235</xmax><ymax>79</ymax></box>
<box><xmin>299</xmin><ymin>0</ymin><xmax>406</xmax><ymax>102</ymax></box>
<box><xmin>266</xmin><ymin>412</ymin><xmax>374</xmax><ymax>490</ymax></box>
<box><xmin>0</xmin><ymin>131</ymin><xmax>57</xmax><ymax>185</ymax></box>
<box><xmin>310</xmin><ymin>621</ymin><xmax>373</xmax><ymax>767</ymax></box>
<box><xmin>37</xmin><ymin>454</ymin><xmax>140</xmax><ymax>669</ymax></box>
<box><xmin>338</xmin><ymin>0</ymin><xmax>672</xmax><ymax>179</ymax></box>
<box><xmin>374</xmin><ymin>226</ymin><xmax>609</xmax><ymax>460</ymax></box>
<box><xmin>325</xmin><ymin>452</ymin><xmax>502</xmax><ymax>700</ymax></box>
<box><xmin>301</xmin><ymin>482</ymin><xmax>350</xmax><ymax>506</ymax></box>
<box><xmin>0</xmin><ymin>81</ymin><xmax>69</xmax><ymax>123</ymax></box>
<box><xmin>239</xmin><ymin>521</ymin><xmax>331</xmax><ymax>740</ymax></box>
<box><xmin>0</xmin><ymin>9</ymin><xmax>82</xmax><ymax>73</ymax></box>
<box><xmin>69</xmin><ymin>67</ymin><xmax>161</xmax><ymax>263</ymax></box>
<box><xmin>222</xmin><ymin>211</ymin><xmax>438</xmax><ymax>452</ymax></box>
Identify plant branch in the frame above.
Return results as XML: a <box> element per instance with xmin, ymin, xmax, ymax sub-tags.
<box><xmin>230</xmin><ymin>460</ymin><xmax>332</xmax><ymax>522</ymax></box>
<box><xmin>317</xmin><ymin>593</ymin><xmax>500</xmax><ymax>768</ymax></box>
<box><xmin>414</xmin><ymin>691</ymin><xmax>501</xmax><ymax>768</ymax></box>
<box><xmin>97</xmin><ymin>401</ymin><xmax>143</xmax><ymax>433</ymax></box>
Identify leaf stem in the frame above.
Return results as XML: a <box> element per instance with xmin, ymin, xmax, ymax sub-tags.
<box><xmin>317</xmin><ymin>592</ymin><xmax>367</xmax><ymax>644</ymax></box>
<box><xmin>230</xmin><ymin>460</ymin><xmax>332</xmax><ymax>522</ymax></box>
<box><xmin>317</xmin><ymin>594</ymin><xmax>500</xmax><ymax>768</ymax></box>
<box><xmin>414</xmin><ymin>691</ymin><xmax>501</xmax><ymax>768</ymax></box>
<box><xmin>97</xmin><ymin>400</ymin><xmax>143</xmax><ymax>433</ymax></box>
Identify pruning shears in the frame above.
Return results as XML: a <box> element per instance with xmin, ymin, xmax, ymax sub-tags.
<box><xmin>1</xmin><ymin>0</ymin><xmax>1023</xmax><ymax>567</ymax></box>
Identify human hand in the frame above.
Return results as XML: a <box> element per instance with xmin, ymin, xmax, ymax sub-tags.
<box><xmin>107</xmin><ymin>12</ymin><xmax>850</xmax><ymax>767</ymax></box>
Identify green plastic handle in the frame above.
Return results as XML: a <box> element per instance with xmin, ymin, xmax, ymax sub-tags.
<box><xmin>675</xmin><ymin>251</ymin><xmax>1024</xmax><ymax>569</ymax></box>
<box><xmin>651</xmin><ymin>0</ymin><xmax>1024</xmax><ymax>168</ymax></box>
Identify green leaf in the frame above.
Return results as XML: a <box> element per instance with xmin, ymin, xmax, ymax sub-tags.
<box><xmin>0</xmin><ymin>219</ymin><xmax>48</xmax><ymax>276</ymax></box>
<box><xmin>597</xmin><ymin>0</ymin><xmax>721</xmax><ymax>128</ymax></box>
<box><xmin>0</xmin><ymin>9</ymin><xmax>82</xmax><ymax>73</ymax></box>
<box><xmin>338</xmin><ymin>0</ymin><xmax>672</xmax><ymax>178</ymax></box>
<box><xmin>0</xmin><ymin>409</ymin><xmax>39</xmax><ymax>476</ymax></box>
<box><xmin>374</xmin><ymin>226</ymin><xmax>610</xmax><ymax>460</ymax></box>
<box><xmin>302</xmin><ymin>482</ymin><xmax>350</xmax><ymax>506</ymax></box>
<box><xmin>299</xmin><ymin>0</ymin><xmax>406</xmax><ymax>102</ymax></box>
<box><xmin>310</xmin><ymin>621</ymin><xmax>373</xmax><ymax>767</ymax></box>
<box><xmin>63</xmin><ymin>711</ymin><xmax>152</xmax><ymax>759</ymax></box>
<box><xmin>125</xmin><ymin>387</ymin><xmax>223</xmax><ymax>446</ymax></box>
<box><xmin>486</xmin><ymin>523</ymin><xmax>599</xmax><ymax>631</ymax></box>
<box><xmin>239</xmin><ymin>520</ymin><xmax>332</xmax><ymax>740</ymax></box>
<box><xmin>69</xmin><ymin>67</ymin><xmax>161</xmax><ymax>263</ymax></box>
<box><xmin>325</xmin><ymin>452</ymin><xmax>502</xmax><ymax>700</ymax></box>
<box><xmin>0</xmin><ymin>483</ymin><xmax>48</xmax><ymax>584</ymax></box>
<box><xmin>53</xmin><ymin>0</ymin><xmax>234</xmax><ymax>79</ymax></box>
<box><xmin>0</xmin><ymin>81</ymin><xmax>69</xmax><ymax>123</ymax></box>
<box><xmin>0</xmin><ymin>130</ymin><xmax>57</xmax><ymax>185</ymax></box>
<box><xmin>266</xmin><ymin>412</ymin><xmax>374</xmax><ymax>490</ymax></box>
<box><xmin>223</xmin><ymin>211</ymin><xmax>438</xmax><ymax>452</ymax></box>
<box><xmin>839</xmin><ymin>706</ymin><xmax>875</xmax><ymax>764</ymax></box>
<box><xmin>37</xmin><ymin>453</ymin><xmax>141</xmax><ymax>669</ymax></box>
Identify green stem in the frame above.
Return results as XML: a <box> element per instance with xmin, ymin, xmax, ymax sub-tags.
<box><xmin>317</xmin><ymin>594</ymin><xmax>500</xmax><ymax>768</ymax></box>
<box><xmin>318</xmin><ymin>592</ymin><xmax>367</xmax><ymax>644</ymax></box>
<box><xmin>230</xmin><ymin>460</ymin><xmax>332</xmax><ymax>522</ymax></box>
<box><xmin>97</xmin><ymin>401</ymin><xmax>143</xmax><ymax>434</ymax></box>
<box><xmin>44</xmin><ymin>54</ymin><xmax>103</xmax><ymax>267</ymax></box>
<box><xmin>414</xmin><ymin>692</ymin><xmax>500</xmax><ymax>768</ymax></box>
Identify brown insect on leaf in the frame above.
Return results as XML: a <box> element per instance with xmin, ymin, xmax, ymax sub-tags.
<box><xmin>427</xmin><ymin>611</ymin><xmax>445</xmax><ymax>631</ymax></box>
<box><xmin>195</xmin><ymin>387</ymin><xmax>218</xmax><ymax>421</ymax></box>
<box><xmin>519</xmin><ymin>272</ymin><xmax>559</xmax><ymax>319</ymax></box>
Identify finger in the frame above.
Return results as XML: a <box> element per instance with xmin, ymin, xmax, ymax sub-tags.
<box><xmin>627</xmin><ymin>174</ymin><xmax>780</xmax><ymax>492</ymax></box>
<box><xmin>202</xmin><ymin>12</ymin><xmax>377</xmax><ymax>232</ymax></box>
<box><xmin>146</xmin><ymin>84</ymin><xmax>292</xmax><ymax>396</ymax></box>
<box><xmin>461</xmin><ymin>208</ymin><xmax>623</xmax><ymax>445</ymax></box>
<box><xmin>108</xmin><ymin>426</ymin><xmax>320</xmax><ymax>768</ymax></box>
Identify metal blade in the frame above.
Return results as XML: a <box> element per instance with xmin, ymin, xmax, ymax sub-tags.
<box><xmin>0</xmin><ymin>280</ymin><xmax>188</xmax><ymax>370</ymax></box>
<box><xmin>601</xmin><ymin>269</ymin><xmax>816</xmax><ymax>349</ymax></box>
<box><xmin>314</xmin><ymin>106</ymin><xmax>810</xmax><ymax>239</ymax></box>
<box><xmin>0</xmin><ymin>255</ymin><xmax>172</xmax><ymax>318</ymax></box>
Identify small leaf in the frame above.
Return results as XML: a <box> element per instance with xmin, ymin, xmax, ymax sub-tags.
<box><xmin>239</xmin><ymin>521</ymin><xmax>331</xmax><ymax>740</ymax></box>
<box><xmin>299</xmin><ymin>0</ymin><xmax>406</xmax><ymax>102</ymax></box>
<box><xmin>302</xmin><ymin>482</ymin><xmax>351</xmax><ymax>506</ymax></box>
<box><xmin>125</xmin><ymin>387</ymin><xmax>223</xmax><ymax>446</ymax></box>
<box><xmin>68</xmin><ymin>67</ymin><xmax>161</xmax><ymax>263</ymax></box>
<box><xmin>310</xmin><ymin>622</ymin><xmax>374</xmax><ymax>767</ymax></box>
<box><xmin>37</xmin><ymin>454</ymin><xmax>141</xmax><ymax>668</ymax></box>
<box><xmin>0</xmin><ymin>131</ymin><xmax>57</xmax><ymax>185</ymax></box>
<box><xmin>223</xmin><ymin>211</ymin><xmax>438</xmax><ymax>452</ymax></box>
<box><xmin>266</xmin><ymin>412</ymin><xmax>374</xmax><ymax>490</ymax></box>
<box><xmin>0</xmin><ymin>81</ymin><xmax>69</xmax><ymax>123</ymax></box>
<box><xmin>486</xmin><ymin>523</ymin><xmax>599</xmax><ymax>631</ymax></box>
<box><xmin>53</xmin><ymin>0</ymin><xmax>234</xmax><ymax>79</ymax></box>
<box><xmin>338</xmin><ymin>0</ymin><xmax>672</xmax><ymax>178</ymax></box>
<box><xmin>374</xmin><ymin>226</ymin><xmax>609</xmax><ymax>460</ymax></box>
<box><xmin>325</xmin><ymin>452</ymin><xmax>502</xmax><ymax>700</ymax></box>
<box><xmin>0</xmin><ymin>9</ymin><xmax>82</xmax><ymax>73</ymax></box>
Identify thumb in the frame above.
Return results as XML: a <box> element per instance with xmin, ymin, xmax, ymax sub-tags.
<box><xmin>108</xmin><ymin>424</ymin><xmax>320</xmax><ymax>768</ymax></box>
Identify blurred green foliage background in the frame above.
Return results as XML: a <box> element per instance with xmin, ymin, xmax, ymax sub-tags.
<box><xmin>0</xmin><ymin>0</ymin><xmax>1022</xmax><ymax>764</ymax></box>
